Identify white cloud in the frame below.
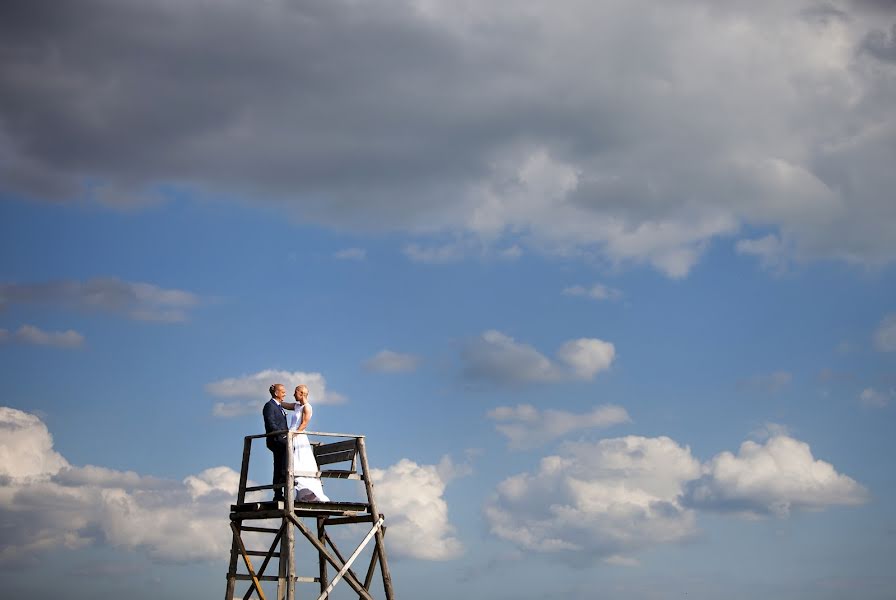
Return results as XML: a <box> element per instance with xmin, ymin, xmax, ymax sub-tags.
<box><xmin>488</xmin><ymin>404</ymin><xmax>631</xmax><ymax>449</ymax></box>
<box><xmin>461</xmin><ymin>330</ymin><xmax>615</xmax><ymax>385</ymax></box>
<box><xmin>737</xmin><ymin>371</ymin><xmax>793</xmax><ymax>393</ymax></box>
<box><xmin>487</xmin><ymin>431</ymin><xmax>868</xmax><ymax>560</ymax></box>
<box><xmin>736</xmin><ymin>234</ymin><xmax>791</xmax><ymax>271</ymax></box>
<box><xmin>684</xmin><ymin>435</ymin><xmax>868</xmax><ymax>518</ymax></box>
<box><xmin>562</xmin><ymin>283</ymin><xmax>622</xmax><ymax>301</ymax></box>
<box><xmin>485</xmin><ymin>436</ymin><xmax>701</xmax><ymax>560</ymax></box>
<box><xmin>362</xmin><ymin>350</ymin><xmax>420</xmax><ymax>373</ymax></box>
<box><xmin>333</xmin><ymin>247</ymin><xmax>366</xmax><ymax>260</ymax></box>
<box><xmin>873</xmin><ymin>313</ymin><xmax>896</xmax><ymax>352</ymax></box>
<box><xmin>12</xmin><ymin>324</ymin><xmax>84</xmax><ymax>348</ymax></box>
<box><xmin>0</xmin><ymin>407</ymin><xmax>238</xmax><ymax>565</ymax></box>
<box><xmin>859</xmin><ymin>387</ymin><xmax>892</xmax><ymax>408</ymax></box>
<box><xmin>369</xmin><ymin>456</ymin><xmax>466</xmax><ymax>560</ymax></box>
<box><xmin>0</xmin><ymin>279</ymin><xmax>199</xmax><ymax>323</ymax></box>
<box><xmin>206</xmin><ymin>369</ymin><xmax>346</xmax><ymax>417</ymax></box>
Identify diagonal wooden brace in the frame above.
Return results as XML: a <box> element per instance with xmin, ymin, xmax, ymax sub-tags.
<box><xmin>242</xmin><ymin>524</ymin><xmax>285</xmax><ymax>600</ymax></box>
<box><xmin>316</xmin><ymin>517</ymin><xmax>384</xmax><ymax>600</ymax></box>
<box><xmin>286</xmin><ymin>514</ymin><xmax>375</xmax><ymax>600</ymax></box>
<box><xmin>230</xmin><ymin>522</ymin><xmax>268</xmax><ymax>600</ymax></box>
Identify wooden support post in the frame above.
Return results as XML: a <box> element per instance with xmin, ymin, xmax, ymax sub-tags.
<box><xmin>238</xmin><ymin>437</ymin><xmax>252</xmax><ymax>505</ymax></box>
<box><xmin>357</xmin><ymin>437</ymin><xmax>395</xmax><ymax>600</ymax></box>
<box><xmin>225</xmin><ymin>520</ymin><xmax>242</xmax><ymax>600</ymax></box>
<box><xmin>318</xmin><ymin>517</ymin><xmax>329</xmax><ymax>596</ymax></box>
<box><xmin>282</xmin><ymin>430</ymin><xmax>296</xmax><ymax>600</ymax></box>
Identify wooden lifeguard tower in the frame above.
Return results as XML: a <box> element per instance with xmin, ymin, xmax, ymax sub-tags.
<box><xmin>225</xmin><ymin>429</ymin><xmax>395</xmax><ymax>600</ymax></box>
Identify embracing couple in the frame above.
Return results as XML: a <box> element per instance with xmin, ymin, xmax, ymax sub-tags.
<box><xmin>262</xmin><ymin>383</ymin><xmax>330</xmax><ymax>503</ymax></box>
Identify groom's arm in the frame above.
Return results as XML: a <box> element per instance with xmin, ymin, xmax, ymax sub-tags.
<box><xmin>262</xmin><ymin>402</ymin><xmax>288</xmax><ymax>446</ymax></box>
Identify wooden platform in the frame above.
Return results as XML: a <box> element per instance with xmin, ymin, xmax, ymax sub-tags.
<box><xmin>231</xmin><ymin>500</ymin><xmax>371</xmax><ymax>520</ymax></box>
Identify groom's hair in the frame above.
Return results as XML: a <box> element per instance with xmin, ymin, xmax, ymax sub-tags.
<box><xmin>269</xmin><ymin>383</ymin><xmax>282</xmax><ymax>396</ymax></box>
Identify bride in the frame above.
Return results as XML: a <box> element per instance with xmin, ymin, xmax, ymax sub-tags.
<box><xmin>287</xmin><ymin>385</ymin><xmax>330</xmax><ymax>502</ymax></box>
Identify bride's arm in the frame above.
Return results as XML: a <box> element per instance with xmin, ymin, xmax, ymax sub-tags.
<box><xmin>298</xmin><ymin>404</ymin><xmax>312</xmax><ymax>432</ymax></box>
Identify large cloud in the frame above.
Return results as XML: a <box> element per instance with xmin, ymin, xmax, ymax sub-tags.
<box><xmin>485</xmin><ymin>436</ymin><xmax>701</xmax><ymax>564</ymax></box>
<box><xmin>487</xmin><ymin>432</ymin><xmax>868</xmax><ymax>562</ymax></box>
<box><xmin>206</xmin><ymin>369</ymin><xmax>346</xmax><ymax>417</ymax></box>
<box><xmin>1</xmin><ymin>0</ymin><xmax>894</xmax><ymax>276</ymax></box>
<box><xmin>368</xmin><ymin>456</ymin><xmax>467</xmax><ymax>560</ymax></box>
<box><xmin>0</xmin><ymin>407</ymin><xmax>237</xmax><ymax>565</ymax></box>
<box><xmin>461</xmin><ymin>330</ymin><xmax>615</xmax><ymax>384</ymax></box>
<box><xmin>683</xmin><ymin>435</ymin><xmax>868</xmax><ymax>517</ymax></box>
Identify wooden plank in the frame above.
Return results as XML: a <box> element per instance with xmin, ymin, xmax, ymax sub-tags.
<box><xmin>321</xmin><ymin>531</ymin><xmax>363</xmax><ymax>592</ymax></box>
<box><xmin>230</xmin><ymin>522</ymin><xmax>268</xmax><ymax>600</ymax></box>
<box><xmin>244</xmin><ymin>484</ymin><xmax>276</xmax><ymax>493</ymax></box>
<box><xmin>239</xmin><ymin>526</ymin><xmax>281</xmax><ymax>534</ymax></box>
<box><xmin>316</xmin><ymin>518</ymin><xmax>383</xmax><ymax>600</ymax></box>
<box><xmin>319</xmin><ymin>471</ymin><xmax>362</xmax><ymax>480</ymax></box>
<box><xmin>286</xmin><ymin>514</ymin><xmax>374</xmax><ymax>600</ymax></box>
<box><xmin>322</xmin><ymin>516</ymin><xmax>377</xmax><ymax>526</ymax></box>
<box><xmin>313</xmin><ymin>439</ymin><xmax>358</xmax><ymax>455</ymax></box>
<box><xmin>315</xmin><ymin>450</ymin><xmax>356</xmax><ymax>466</ymax></box>
<box><xmin>247</xmin><ymin>431</ymin><xmax>363</xmax><ymax>440</ymax></box>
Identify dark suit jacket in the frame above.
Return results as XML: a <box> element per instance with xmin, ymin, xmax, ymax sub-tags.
<box><xmin>262</xmin><ymin>398</ymin><xmax>288</xmax><ymax>451</ymax></box>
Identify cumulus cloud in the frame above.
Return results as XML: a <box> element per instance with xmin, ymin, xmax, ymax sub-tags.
<box><xmin>873</xmin><ymin>313</ymin><xmax>896</xmax><ymax>352</ymax></box>
<box><xmin>461</xmin><ymin>330</ymin><xmax>615</xmax><ymax>385</ymax></box>
<box><xmin>206</xmin><ymin>369</ymin><xmax>346</xmax><ymax>417</ymax></box>
<box><xmin>859</xmin><ymin>387</ymin><xmax>892</xmax><ymax>408</ymax></box>
<box><xmin>562</xmin><ymin>283</ymin><xmax>622</xmax><ymax>301</ymax></box>
<box><xmin>487</xmin><ymin>432</ymin><xmax>868</xmax><ymax>561</ymax></box>
<box><xmin>485</xmin><ymin>436</ymin><xmax>701</xmax><ymax>563</ymax></box>
<box><xmin>0</xmin><ymin>407</ymin><xmax>237</xmax><ymax>565</ymax></box>
<box><xmin>683</xmin><ymin>435</ymin><xmax>868</xmax><ymax>518</ymax></box>
<box><xmin>488</xmin><ymin>404</ymin><xmax>631</xmax><ymax>449</ymax></box>
<box><xmin>333</xmin><ymin>247</ymin><xmax>366</xmax><ymax>260</ymax></box>
<box><xmin>369</xmin><ymin>455</ymin><xmax>466</xmax><ymax>560</ymax></box>
<box><xmin>7</xmin><ymin>324</ymin><xmax>85</xmax><ymax>348</ymax></box>
<box><xmin>362</xmin><ymin>350</ymin><xmax>420</xmax><ymax>373</ymax></box>
<box><xmin>2</xmin><ymin>1</ymin><xmax>894</xmax><ymax>276</ymax></box>
<box><xmin>0</xmin><ymin>279</ymin><xmax>199</xmax><ymax>323</ymax></box>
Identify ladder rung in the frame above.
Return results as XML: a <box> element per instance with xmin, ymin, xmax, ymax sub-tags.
<box><xmin>237</xmin><ymin>526</ymin><xmax>281</xmax><ymax>533</ymax></box>
<box><xmin>230</xmin><ymin>574</ymin><xmax>319</xmax><ymax>583</ymax></box>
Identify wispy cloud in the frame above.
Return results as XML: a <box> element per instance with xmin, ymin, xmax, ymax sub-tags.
<box><xmin>859</xmin><ymin>387</ymin><xmax>892</xmax><ymax>408</ymax></box>
<box><xmin>0</xmin><ymin>278</ymin><xmax>199</xmax><ymax>323</ymax></box>
<box><xmin>1</xmin><ymin>324</ymin><xmax>85</xmax><ymax>348</ymax></box>
<box><xmin>461</xmin><ymin>330</ymin><xmax>615</xmax><ymax>385</ymax></box>
<box><xmin>362</xmin><ymin>350</ymin><xmax>420</xmax><ymax>373</ymax></box>
<box><xmin>488</xmin><ymin>403</ymin><xmax>631</xmax><ymax>449</ymax></box>
<box><xmin>737</xmin><ymin>371</ymin><xmax>793</xmax><ymax>393</ymax></box>
<box><xmin>873</xmin><ymin>313</ymin><xmax>896</xmax><ymax>352</ymax></box>
<box><xmin>562</xmin><ymin>283</ymin><xmax>622</xmax><ymax>301</ymax></box>
<box><xmin>206</xmin><ymin>369</ymin><xmax>346</xmax><ymax>417</ymax></box>
<box><xmin>333</xmin><ymin>247</ymin><xmax>366</xmax><ymax>261</ymax></box>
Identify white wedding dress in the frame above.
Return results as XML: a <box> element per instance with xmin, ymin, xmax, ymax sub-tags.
<box><xmin>288</xmin><ymin>404</ymin><xmax>330</xmax><ymax>502</ymax></box>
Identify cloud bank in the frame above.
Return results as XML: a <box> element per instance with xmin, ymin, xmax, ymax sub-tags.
<box><xmin>362</xmin><ymin>350</ymin><xmax>421</xmax><ymax>373</ymax></box>
<box><xmin>486</xmin><ymin>433</ymin><xmax>867</xmax><ymax>562</ymax></box>
<box><xmin>1</xmin><ymin>0</ymin><xmax>894</xmax><ymax>276</ymax></box>
<box><xmin>0</xmin><ymin>407</ymin><xmax>236</xmax><ymax>565</ymax></box>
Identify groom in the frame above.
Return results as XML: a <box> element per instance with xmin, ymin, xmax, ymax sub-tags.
<box><xmin>262</xmin><ymin>383</ymin><xmax>297</xmax><ymax>502</ymax></box>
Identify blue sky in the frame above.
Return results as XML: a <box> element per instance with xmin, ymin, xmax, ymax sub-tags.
<box><xmin>1</xmin><ymin>1</ymin><xmax>895</xmax><ymax>599</ymax></box>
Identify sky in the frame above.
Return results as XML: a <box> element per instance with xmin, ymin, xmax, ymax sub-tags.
<box><xmin>1</xmin><ymin>0</ymin><xmax>895</xmax><ymax>598</ymax></box>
